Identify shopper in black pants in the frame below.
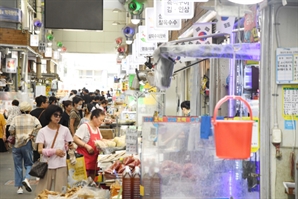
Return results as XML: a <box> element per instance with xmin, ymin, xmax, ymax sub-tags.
<box><xmin>30</xmin><ymin>95</ymin><xmax>49</xmax><ymax>164</ymax></box>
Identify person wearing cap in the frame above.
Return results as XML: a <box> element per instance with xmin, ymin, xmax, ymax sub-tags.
<box><xmin>9</xmin><ymin>102</ymin><xmax>42</xmax><ymax>194</ymax></box>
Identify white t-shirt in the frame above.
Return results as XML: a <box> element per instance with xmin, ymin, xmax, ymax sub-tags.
<box><xmin>36</xmin><ymin>125</ymin><xmax>73</xmax><ymax>169</ymax></box>
<box><xmin>75</xmin><ymin>123</ymin><xmax>102</xmax><ymax>143</ymax></box>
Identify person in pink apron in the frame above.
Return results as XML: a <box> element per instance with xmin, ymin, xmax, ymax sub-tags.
<box><xmin>73</xmin><ymin>108</ymin><xmax>106</xmax><ymax>179</ymax></box>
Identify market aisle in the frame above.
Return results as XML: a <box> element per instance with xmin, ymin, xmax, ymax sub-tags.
<box><xmin>0</xmin><ymin>150</ymin><xmax>37</xmax><ymax>199</ymax></box>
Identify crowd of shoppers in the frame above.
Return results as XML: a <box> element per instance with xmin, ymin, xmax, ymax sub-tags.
<box><xmin>0</xmin><ymin>87</ymin><xmax>113</xmax><ymax>196</ymax></box>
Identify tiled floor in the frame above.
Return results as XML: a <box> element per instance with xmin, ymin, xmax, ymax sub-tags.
<box><xmin>0</xmin><ymin>150</ymin><xmax>37</xmax><ymax>199</ymax></box>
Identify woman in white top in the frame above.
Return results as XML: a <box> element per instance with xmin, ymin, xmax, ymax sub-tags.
<box><xmin>35</xmin><ymin>105</ymin><xmax>73</xmax><ymax>196</ymax></box>
<box><xmin>73</xmin><ymin>108</ymin><xmax>105</xmax><ymax>179</ymax></box>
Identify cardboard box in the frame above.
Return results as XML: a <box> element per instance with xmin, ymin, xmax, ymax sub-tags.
<box><xmin>100</xmin><ymin>129</ymin><xmax>114</xmax><ymax>139</ymax></box>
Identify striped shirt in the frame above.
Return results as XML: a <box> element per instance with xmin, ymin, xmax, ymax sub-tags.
<box><xmin>9</xmin><ymin>114</ymin><xmax>42</xmax><ymax>148</ymax></box>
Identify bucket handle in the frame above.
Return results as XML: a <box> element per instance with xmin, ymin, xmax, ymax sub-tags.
<box><xmin>213</xmin><ymin>95</ymin><xmax>253</xmax><ymax>125</ymax></box>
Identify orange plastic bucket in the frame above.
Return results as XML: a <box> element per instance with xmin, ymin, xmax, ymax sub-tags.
<box><xmin>212</xmin><ymin>96</ymin><xmax>254</xmax><ymax>159</ymax></box>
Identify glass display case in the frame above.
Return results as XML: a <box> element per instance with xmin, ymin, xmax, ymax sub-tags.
<box><xmin>141</xmin><ymin>116</ymin><xmax>260</xmax><ymax>199</ymax></box>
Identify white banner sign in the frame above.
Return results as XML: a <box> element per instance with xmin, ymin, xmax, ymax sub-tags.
<box><xmin>192</xmin><ymin>23</ymin><xmax>212</xmax><ymax>44</ymax></box>
<box><xmin>53</xmin><ymin>51</ymin><xmax>60</xmax><ymax>60</ymax></box>
<box><xmin>145</xmin><ymin>8</ymin><xmax>169</xmax><ymax>43</ymax></box>
<box><xmin>137</xmin><ymin>26</ymin><xmax>157</xmax><ymax>56</ymax></box>
<box><xmin>162</xmin><ymin>0</ymin><xmax>194</xmax><ymax>19</ymax></box>
<box><xmin>154</xmin><ymin>0</ymin><xmax>181</xmax><ymax>30</ymax></box>
<box><xmin>45</xmin><ymin>47</ymin><xmax>52</xmax><ymax>57</ymax></box>
<box><xmin>216</xmin><ymin>16</ymin><xmax>235</xmax><ymax>34</ymax></box>
<box><xmin>30</xmin><ymin>35</ymin><xmax>39</xmax><ymax>47</ymax></box>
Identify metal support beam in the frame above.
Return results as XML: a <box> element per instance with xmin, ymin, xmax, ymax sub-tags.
<box><xmin>260</xmin><ymin>5</ymin><xmax>271</xmax><ymax>199</ymax></box>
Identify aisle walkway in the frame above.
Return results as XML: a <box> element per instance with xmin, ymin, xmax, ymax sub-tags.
<box><xmin>0</xmin><ymin>150</ymin><xmax>36</xmax><ymax>199</ymax></box>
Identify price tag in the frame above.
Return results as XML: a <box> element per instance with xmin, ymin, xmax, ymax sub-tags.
<box><xmin>126</xmin><ymin>126</ymin><xmax>138</xmax><ymax>154</ymax></box>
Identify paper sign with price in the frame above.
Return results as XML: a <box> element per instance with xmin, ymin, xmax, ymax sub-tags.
<box><xmin>126</xmin><ymin>126</ymin><xmax>138</xmax><ymax>154</ymax></box>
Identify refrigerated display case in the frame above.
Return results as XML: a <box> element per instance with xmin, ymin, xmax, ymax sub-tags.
<box><xmin>141</xmin><ymin>116</ymin><xmax>260</xmax><ymax>199</ymax></box>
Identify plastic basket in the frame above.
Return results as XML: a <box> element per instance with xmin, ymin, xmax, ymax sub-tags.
<box><xmin>212</xmin><ymin>95</ymin><xmax>254</xmax><ymax>159</ymax></box>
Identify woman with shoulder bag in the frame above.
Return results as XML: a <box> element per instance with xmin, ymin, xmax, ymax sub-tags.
<box><xmin>35</xmin><ymin>105</ymin><xmax>73</xmax><ymax>196</ymax></box>
<box><xmin>73</xmin><ymin>108</ymin><xmax>105</xmax><ymax>179</ymax></box>
<box><xmin>9</xmin><ymin>102</ymin><xmax>42</xmax><ymax>194</ymax></box>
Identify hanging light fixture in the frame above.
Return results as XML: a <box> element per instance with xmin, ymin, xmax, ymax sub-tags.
<box><xmin>122</xmin><ymin>26</ymin><xmax>135</xmax><ymax>45</ymax></box>
<box><xmin>57</xmin><ymin>42</ymin><xmax>63</xmax><ymax>51</ymax></box>
<box><xmin>33</xmin><ymin>18</ymin><xmax>43</xmax><ymax>34</ymax></box>
<box><xmin>128</xmin><ymin>0</ymin><xmax>144</xmax><ymax>24</ymax></box>
<box><xmin>128</xmin><ymin>0</ymin><xmax>143</xmax><ymax>14</ymax></box>
<box><xmin>46</xmin><ymin>33</ymin><xmax>54</xmax><ymax>46</ymax></box>
<box><xmin>131</xmin><ymin>13</ymin><xmax>142</xmax><ymax>25</ymax></box>
<box><xmin>228</xmin><ymin>0</ymin><xmax>264</xmax><ymax>4</ymax></box>
<box><xmin>115</xmin><ymin>37</ymin><xmax>123</xmax><ymax>46</ymax></box>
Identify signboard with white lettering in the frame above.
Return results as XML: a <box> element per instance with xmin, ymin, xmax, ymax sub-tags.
<box><xmin>0</xmin><ymin>6</ymin><xmax>22</xmax><ymax>23</ymax></box>
<box><xmin>126</xmin><ymin>126</ymin><xmax>138</xmax><ymax>154</ymax></box>
<box><xmin>162</xmin><ymin>0</ymin><xmax>194</xmax><ymax>19</ymax></box>
<box><xmin>145</xmin><ymin>8</ymin><xmax>169</xmax><ymax>43</ymax></box>
<box><xmin>45</xmin><ymin>47</ymin><xmax>52</xmax><ymax>58</ymax></box>
<box><xmin>137</xmin><ymin>26</ymin><xmax>157</xmax><ymax>56</ymax></box>
<box><xmin>30</xmin><ymin>35</ymin><xmax>39</xmax><ymax>47</ymax></box>
<box><xmin>154</xmin><ymin>0</ymin><xmax>181</xmax><ymax>30</ymax></box>
<box><xmin>276</xmin><ymin>47</ymin><xmax>298</xmax><ymax>84</ymax></box>
<box><xmin>53</xmin><ymin>51</ymin><xmax>60</xmax><ymax>60</ymax></box>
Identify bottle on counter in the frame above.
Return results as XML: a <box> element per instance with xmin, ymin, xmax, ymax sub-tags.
<box><xmin>122</xmin><ymin>166</ymin><xmax>132</xmax><ymax>199</ymax></box>
<box><xmin>142</xmin><ymin>167</ymin><xmax>151</xmax><ymax>199</ymax></box>
<box><xmin>151</xmin><ymin>167</ymin><xmax>161</xmax><ymax>199</ymax></box>
<box><xmin>132</xmin><ymin>166</ymin><xmax>141</xmax><ymax>199</ymax></box>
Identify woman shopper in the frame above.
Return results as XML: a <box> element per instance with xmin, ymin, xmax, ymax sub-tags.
<box><xmin>60</xmin><ymin>100</ymin><xmax>72</xmax><ymax>128</ymax></box>
<box><xmin>35</xmin><ymin>105</ymin><xmax>73</xmax><ymax>195</ymax></box>
<box><xmin>9</xmin><ymin>102</ymin><xmax>42</xmax><ymax>194</ymax></box>
<box><xmin>73</xmin><ymin>109</ymin><xmax>105</xmax><ymax>179</ymax></box>
<box><xmin>30</xmin><ymin>95</ymin><xmax>49</xmax><ymax>168</ymax></box>
<box><xmin>78</xmin><ymin>103</ymin><xmax>93</xmax><ymax>126</ymax></box>
<box><xmin>69</xmin><ymin>96</ymin><xmax>83</xmax><ymax>136</ymax></box>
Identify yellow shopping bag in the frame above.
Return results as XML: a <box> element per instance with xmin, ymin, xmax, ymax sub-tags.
<box><xmin>67</xmin><ymin>156</ymin><xmax>87</xmax><ymax>187</ymax></box>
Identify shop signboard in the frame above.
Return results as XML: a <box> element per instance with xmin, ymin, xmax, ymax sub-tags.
<box><xmin>0</xmin><ymin>6</ymin><xmax>22</xmax><ymax>23</ymax></box>
<box><xmin>192</xmin><ymin>23</ymin><xmax>212</xmax><ymax>45</ymax></box>
<box><xmin>126</xmin><ymin>126</ymin><xmax>138</xmax><ymax>154</ymax></box>
<box><xmin>131</xmin><ymin>41</ymin><xmax>146</xmax><ymax>65</ymax></box>
<box><xmin>276</xmin><ymin>47</ymin><xmax>298</xmax><ymax>84</ymax></box>
<box><xmin>5</xmin><ymin>58</ymin><xmax>17</xmax><ymax>73</ymax></box>
<box><xmin>162</xmin><ymin>0</ymin><xmax>194</xmax><ymax>19</ymax></box>
<box><xmin>30</xmin><ymin>35</ymin><xmax>39</xmax><ymax>47</ymax></box>
<box><xmin>45</xmin><ymin>47</ymin><xmax>52</xmax><ymax>58</ymax></box>
<box><xmin>145</xmin><ymin>8</ymin><xmax>169</xmax><ymax>43</ymax></box>
<box><xmin>154</xmin><ymin>0</ymin><xmax>181</xmax><ymax>30</ymax></box>
<box><xmin>137</xmin><ymin>26</ymin><xmax>157</xmax><ymax>57</ymax></box>
<box><xmin>53</xmin><ymin>51</ymin><xmax>60</xmax><ymax>60</ymax></box>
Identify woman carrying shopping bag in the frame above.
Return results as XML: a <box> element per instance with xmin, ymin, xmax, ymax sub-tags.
<box><xmin>35</xmin><ymin>105</ymin><xmax>73</xmax><ymax>196</ymax></box>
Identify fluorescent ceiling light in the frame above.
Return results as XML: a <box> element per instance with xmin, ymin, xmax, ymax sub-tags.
<box><xmin>228</xmin><ymin>0</ymin><xmax>264</xmax><ymax>4</ymax></box>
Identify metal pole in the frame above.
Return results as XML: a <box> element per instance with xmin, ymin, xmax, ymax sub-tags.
<box><xmin>198</xmin><ymin>62</ymin><xmax>202</xmax><ymax>116</ymax></box>
<box><xmin>228</xmin><ymin>33</ymin><xmax>236</xmax><ymax>117</ymax></box>
<box><xmin>190</xmin><ymin>63</ymin><xmax>198</xmax><ymax>116</ymax></box>
<box><xmin>209</xmin><ymin>59</ymin><xmax>216</xmax><ymax>116</ymax></box>
<box><xmin>260</xmin><ymin>5</ymin><xmax>271</xmax><ymax>199</ymax></box>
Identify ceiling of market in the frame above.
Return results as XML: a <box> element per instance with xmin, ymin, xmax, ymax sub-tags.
<box><xmin>52</xmin><ymin>0</ymin><xmax>153</xmax><ymax>54</ymax></box>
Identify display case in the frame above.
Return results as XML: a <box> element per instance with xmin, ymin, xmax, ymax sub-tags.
<box><xmin>141</xmin><ymin>116</ymin><xmax>260</xmax><ymax>199</ymax></box>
